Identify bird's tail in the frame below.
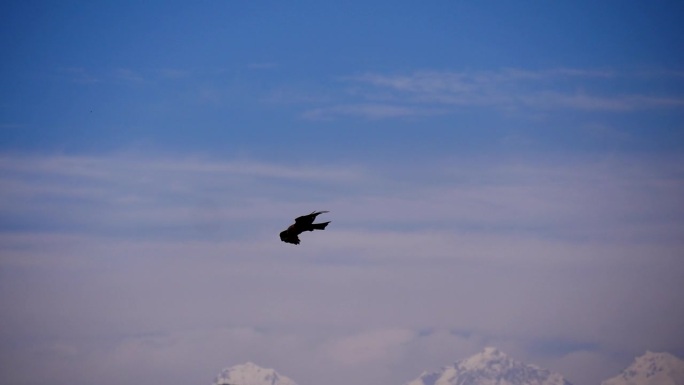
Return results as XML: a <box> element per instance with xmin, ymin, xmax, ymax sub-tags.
<box><xmin>312</xmin><ymin>221</ymin><xmax>330</xmax><ymax>231</ymax></box>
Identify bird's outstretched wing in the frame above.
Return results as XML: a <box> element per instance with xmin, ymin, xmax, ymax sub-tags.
<box><xmin>294</xmin><ymin>210</ymin><xmax>329</xmax><ymax>225</ymax></box>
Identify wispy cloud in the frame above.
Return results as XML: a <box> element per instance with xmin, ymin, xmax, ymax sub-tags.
<box><xmin>304</xmin><ymin>68</ymin><xmax>684</xmax><ymax>119</ymax></box>
<box><xmin>113</xmin><ymin>68</ymin><xmax>146</xmax><ymax>83</ymax></box>
<box><xmin>1</xmin><ymin>152</ymin><xmax>682</xmax><ymax>245</ymax></box>
<box><xmin>60</xmin><ymin>67</ymin><xmax>101</xmax><ymax>84</ymax></box>
<box><xmin>0</xmin><ymin>153</ymin><xmax>368</xmax><ymax>245</ymax></box>
<box><xmin>0</xmin><ymin>153</ymin><xmax>363</xmax><ymax>182</ymax></box>
<box><xmin>519</xmin><ymin>91</ymin><xmax>684</xmax><ymax>111</ymax></box>
<box><xmin>302</xmin><ymin>103</ymin><xmax>446</xmax><ymax>120</ymax></box>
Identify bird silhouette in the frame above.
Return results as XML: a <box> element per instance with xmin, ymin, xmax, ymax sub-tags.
<box><xmin>279</xmin><ymin>211</ymin><xmax>330</xmax><ymax>245</ymax></box>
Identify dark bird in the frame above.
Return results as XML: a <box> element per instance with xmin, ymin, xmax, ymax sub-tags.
<box><xmin>280</xmin><ymin>211</ymin><xmax>330</xmax><ymax>245</ymax></box>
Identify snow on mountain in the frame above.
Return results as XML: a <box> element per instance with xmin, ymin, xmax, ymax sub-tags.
<box><xmin>406</xmin><ymin>347</ymin><xmax>572</xmax><ymax>385</ymax></box>
<box><xmin>601</xmin><ymin>351</ymin><xmax>684</xmax><ymax>385</ymax></box>
<box><xmin>212</xmin><ymin>362</ymin><xmax>298</xmax><ymax>385</ymax></box>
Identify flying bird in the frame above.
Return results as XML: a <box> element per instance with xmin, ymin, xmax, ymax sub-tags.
<box><xmin>280</xmin><ymin>211</ymin><xmax>330</xmax><ymax>245</ymax></box>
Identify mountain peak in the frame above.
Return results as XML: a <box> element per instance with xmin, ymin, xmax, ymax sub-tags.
<box><xmin>407</xmin><ymin>347</ymin><xmax>572</xmax><ymax>385</ymax></box>
<box><xmin>460</xmin><ymin>347</ymin><xmax>511</xmax><ymax>371</ymax></box>
<box><xmin>484</xmin><ymin>346</ymin><xmax>504</xmax><ymax>355</ymax></box>
<box><xmin>601</xmin><ymin>351</ymin><xmax>684</xmax><ymax>385</ymax></box>
<box><xmin>213</xmin><ymin>362</ymin><xmax>298</xmax><ymax>385</ymax></box>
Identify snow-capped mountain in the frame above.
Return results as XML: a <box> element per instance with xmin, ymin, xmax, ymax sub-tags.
<box><xmin>601</xmin><ymin>351</ymin><xmax>684</xmax><ymax>385</ymax></box>
<box><xmin>406</xmin><ymin>347</ymin><xmax>572</xmax><ymax>385</ymax></box>
<box><xmin>212</xmin><ymin>362</ymin><xmax>298</xmax><ymax>385</ymax></box>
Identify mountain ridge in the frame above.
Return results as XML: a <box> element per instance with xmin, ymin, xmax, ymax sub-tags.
<box><xmin>211</xmin><ymin>349</ymin><xmax>684</xmax><ymax>385</ymax></box>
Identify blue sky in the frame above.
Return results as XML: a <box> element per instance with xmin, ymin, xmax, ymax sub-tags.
<box><xmin>1</xmin><ymin>2</ymin><xmax>684</xmax><ymax>385</ymax></box>
<box><xmin>3</xmin><ymin>1</ymin><xmax>683</xmax><ymax>157</ymax></box>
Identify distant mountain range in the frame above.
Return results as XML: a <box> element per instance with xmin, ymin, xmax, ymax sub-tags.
<box><xmin>211</xmin><ymin>348</ymin><xmax>684</xmax><ymax>385</ymax></box>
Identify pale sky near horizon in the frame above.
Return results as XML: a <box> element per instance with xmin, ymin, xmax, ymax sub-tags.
<box><xmin>1</xmin><ymin>2</ymin><xmax>683</xmax><ymax>385</ymax></box>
